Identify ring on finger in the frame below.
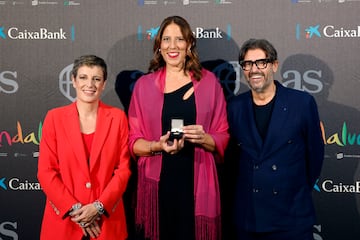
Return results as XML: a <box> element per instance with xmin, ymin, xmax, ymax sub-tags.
<box><xmin>80</xmin><ymin>222</ymin><xmax>86</xmax><ymax>227</ymax></box>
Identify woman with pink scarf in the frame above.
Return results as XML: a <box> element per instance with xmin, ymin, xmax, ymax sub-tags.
<box><xmin>128</xmin><ymin>16</ymin><xmax>229</xmax><ymax>240</ymax></box>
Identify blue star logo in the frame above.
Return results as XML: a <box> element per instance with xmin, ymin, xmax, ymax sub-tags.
<box><xmin>314</xmin><ymin>179</ymin><xmax>320</xmax><ymax>192</ymax></box>
<box><xmin>305</xmin><ymin>25</ymin><xmax>321</xmax><ymax>39</ymax></box>
<box><xmin>0</xmin><ymin>178</ymin><xmax>7</xmax><ymax>190</ymax></box>
<box><xmin>146</xmin><ymin>26</ymin><xmax>160</xmax><ymax>40</ymax></box>
<box><xmin>0</xmin><ymin>26</ymin><xmax>6</xmax><ymax>39</ymax></box>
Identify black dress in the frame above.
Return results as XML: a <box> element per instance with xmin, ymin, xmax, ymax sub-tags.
<box><xmin>159</xmin><ymin>82</ymin><xmax>196</xmax><ymax>240</ymax></box>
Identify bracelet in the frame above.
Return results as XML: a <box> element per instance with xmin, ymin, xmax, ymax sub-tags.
<box><xmin>93</xmin><ymin>200</ymin><xmax>105</xmax><ymax>215</ymax></box>
<box><xmin>149</xmin><ymin>141</ymin><xmax>155</xmax><ymax>155</ymax></box>
<box><xmin>149</xmin><ymin>141</ymin><xmax>162</xmax><ymax>155</ymax></box>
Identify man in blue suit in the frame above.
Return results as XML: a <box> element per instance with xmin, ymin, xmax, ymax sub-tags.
<box><xmin>226</xmin><ymin>39</ymin><xmax>324</xmax><ymax>240</ymax></box>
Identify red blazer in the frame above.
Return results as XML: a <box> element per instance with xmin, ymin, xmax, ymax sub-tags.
<box><xmin>37</xmin><ymin>101</ymin><xmax>131</xmax><ymax>240</ymax></box>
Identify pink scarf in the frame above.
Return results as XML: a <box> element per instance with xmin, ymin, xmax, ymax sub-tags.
<box><xmin>128</xmin><ymin>67</ymin><xmax>229</xmax><ymax>240</ymax></box>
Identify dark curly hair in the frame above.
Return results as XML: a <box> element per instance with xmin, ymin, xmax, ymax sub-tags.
<box><xmin>238</xmin><ymin>38</ymin><xmax>278</xmax><ymax>64</ymax></box>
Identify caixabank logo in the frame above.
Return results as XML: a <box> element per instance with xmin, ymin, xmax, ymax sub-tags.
<box><xmin>137</xmin><ymin>24</ymin><xmax>232</xmax><ymax>41</ymax></box>
<box><xmin>0</xmin><ymin>177</ymin><xmax>41</xmax><ymax>191</ymax></box>
<box><xmin>0</xmin><ymin>25</ymin><xmax>75</xmax><ymax>41</ymax></box>
<box><xmin>321</xmin><ymin>179</ymin><xmax>360</xmax><ymax>193</ymax></box>
<box><xmin>296</xmin><ymin>23</ymin><xmax>360</xmax><ymax>40</ymax></box>
<box><xmin>314</xmin><ymin>178</ymin><xmax>360</xmax><ymax>194</ymax></box>
<box><xmin>137</xmin><ymin>25</ymin><xmax>160</xmax><ymax>40</ymax></box>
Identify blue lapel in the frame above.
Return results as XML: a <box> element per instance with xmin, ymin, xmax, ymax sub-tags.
<box><xmin>261</xmin><ymin>82</ymin><xmax>290</xmax><ymax>160</ymax></box>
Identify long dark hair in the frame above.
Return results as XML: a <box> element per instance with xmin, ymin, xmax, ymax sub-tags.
<box><xmin>148</xmin><ymin>16</ymin><xmax>202</xmax><ymax>81</ymax></box>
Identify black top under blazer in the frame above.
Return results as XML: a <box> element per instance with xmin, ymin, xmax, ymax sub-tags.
<box><xmin>227</xmin><ymin>80</ymin><xmax>324</xmax><ymax>232</ymax></box>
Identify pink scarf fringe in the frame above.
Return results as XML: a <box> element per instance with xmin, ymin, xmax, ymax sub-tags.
<box><xmin>135</xmin><ymin>163</ymin><xmax>222</xmax><ymax>240</ymax></box>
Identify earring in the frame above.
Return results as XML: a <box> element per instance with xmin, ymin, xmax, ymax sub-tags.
<box><xmin>158</xmin><ymin>49</ymin><xmax>161</xmax><ymax>52</ymax></box>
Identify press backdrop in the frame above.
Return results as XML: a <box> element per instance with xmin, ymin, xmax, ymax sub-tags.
<box><xmin>1</xmin><ymin>0</ymin><xmax>360</xmax><ymax>239</ymax></box>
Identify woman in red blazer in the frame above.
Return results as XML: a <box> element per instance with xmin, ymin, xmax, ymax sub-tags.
<box><xmin>37</xmin><ymin>55</ymin><xmax>131</xmax><ymax>240</ymax></box>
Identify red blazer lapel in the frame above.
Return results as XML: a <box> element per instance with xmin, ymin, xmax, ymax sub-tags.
<box><xmin>89</xmin><ymin>102</ymin><xmax>112</xmax><ymax>172</ymax></box>
<box><xmin>62</xmin><ymin>103</ymin><xmax>89</xmax><ymax>175</ymax></box>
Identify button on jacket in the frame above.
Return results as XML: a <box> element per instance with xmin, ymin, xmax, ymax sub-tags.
<box><xmin>227</xmin><ymin>81</ymin><xmax>324</xmax><ymax>232</ymax></box>
<box><xmin>37</xmin><ymin>101</ymin><xmax>131</xmax><ymax>240</ymax></box>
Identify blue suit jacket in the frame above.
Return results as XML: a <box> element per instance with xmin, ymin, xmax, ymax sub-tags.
<box><xmin>227</xmin><ymin>81</ymin><xmax>324</xmax><ymax>232</ymax></box>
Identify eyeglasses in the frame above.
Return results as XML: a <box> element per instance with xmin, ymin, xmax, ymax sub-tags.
<box><xmin>239</xmin><ymin>58</ymin><xmax>271</xmax><ymax>71</ymax></box>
